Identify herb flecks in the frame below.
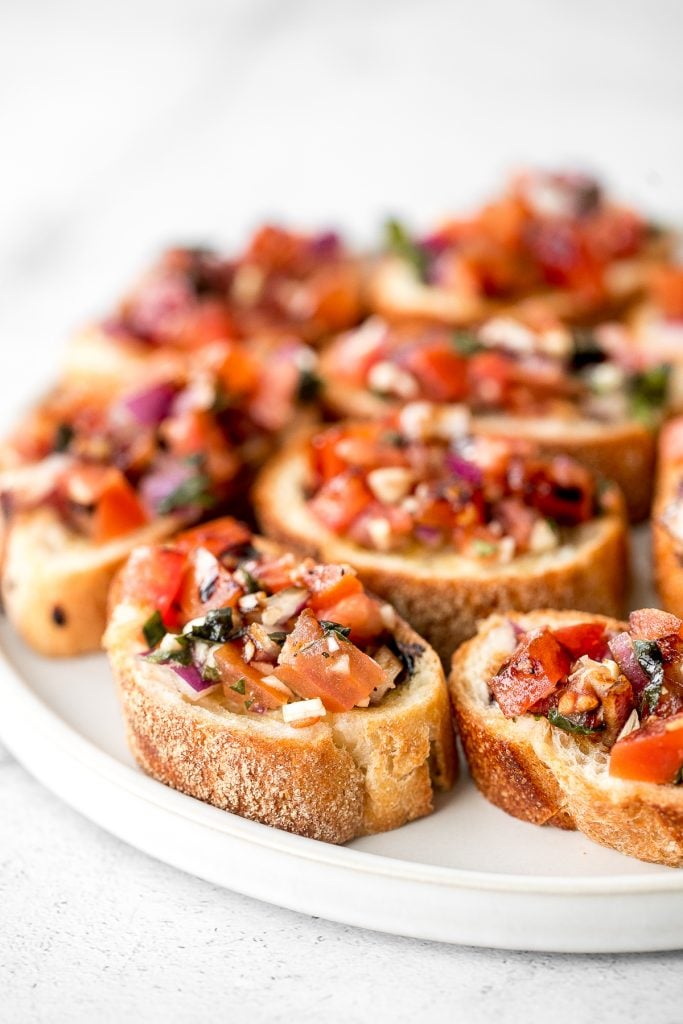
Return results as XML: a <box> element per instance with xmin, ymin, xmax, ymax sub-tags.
<box><xmin>547</xmin><ymin>707</ymin><xmax>603</xmax><ymax>736</ymax></box>
<box><xmin>158</xmin><ymin>471</ymin><xmax>215</xmax><ymax>515</ymax></box>
<box><xmin>143</xmin><ymin>609</ymin><xmax>167</xmax><ymax>648</ymax></box>
<box><xmin>54</xmin><ymin>423</ymin><xmax>74</xmax><ymax>453</ymax></box>
<box><xmin>186</xmin><ymin>607</ymin><xmax>235</xmax><ymax>644</ymax></box>
<box><xmin>319</xmin><ymin>620</ymin><xmax>351</xmax><ymax>640</ymax></box>
<box><xmin>384</xmin><ymin>218</ymin><xmax>428</xmax><ymax>281</ymax></box>
<box><xmin>633</xmin><ymin>639</ymin><xmax>664</xmax><ymax>716</ymax></box>
<box><xmin>230</xmin><ymin>677</ymin><xmax>246</xmax><ymax>695</ymax></box>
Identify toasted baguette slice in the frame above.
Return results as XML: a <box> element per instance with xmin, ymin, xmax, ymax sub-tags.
<box><xmin>449</xmin><ymin>610</ymin><xmax>683</xmax><ymax>866</ymax></box>
<box><xmin>1</xmin><ymin>506</ymin><xmax>183</xmax><ymax>656</ymax></box>
<box><xmin>104</xmin><ymin>542</ymin><xmax>456</xmax><ymax>844</ymax></box>
<box><xmin>62</xmin><ymin>324</ymin><xmax>188</xmax><ymax>395</ymax></box>
<box><xmin>252</xmin><ymin>438</ymin><xmax>628</xmax><ymax>664</ymax></box>
<box><xmin>320</xmin><ymin>371</ymin><xmax>654</xmax><ymax>523</ymax></box>
<box><xmin>653</xmin><ymin>417</ymin><xmax>683</xmax><ymax>617</ymax></box>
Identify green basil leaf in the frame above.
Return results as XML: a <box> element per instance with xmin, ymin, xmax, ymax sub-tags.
<box><xmin>384</xmin><ymin>218</ymin><xmax>428</xmax><ymax>281</ymax></box>
<box><xmin>157</xmin><ymin>472</ymin><xmax>216</xmax><ymax>514</ymax></box>
<box><xmin>633</xmin><ymin>639</ymin><xmax>664</xmax><ymax>716</ymax></box>
<box><xmin>547</xmin><ymin>706</ymin><xmax>603</xmax><ymax>736</ymax></box>
<box><xmin>142</xmin><ymin>610</ymin><xmax>167</xmax><ymax>648</ymax></box>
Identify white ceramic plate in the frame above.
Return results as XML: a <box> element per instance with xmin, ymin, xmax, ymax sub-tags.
<box><xmin>1</xmin><ymin>527</ymin><xmax>682</xmax><ymax>953</ymax></box>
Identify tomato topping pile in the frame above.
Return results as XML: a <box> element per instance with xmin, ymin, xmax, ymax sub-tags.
<box><xmin>649</xmin><ymin>266</ymin><xmax>683</xmax><ymax>322</ymax></box>
<box><xmin>305</xmin><ymin>407</ymin><xmax>601</xmax><ymax>560</ymax></box>
<box><xmin>109</xmin><ymin>229</ymin><xmax>361</xmax><ymax>349</ymax></box>
<box><xmin>324</xmin><ymin>313</ymin><xmax>669</xmax><ymax>424</ymax></box>
<box><xmin>120</xmin><ymin>517</ymin><xmax>407</xmax><ymax>721</ymax></box>
<box><xmin>386</xmin><ymin>171</ymin><xmax>647</xmax><ymax>311</ymax></box>
<box><xmin>488</xmin><ymin>609</ymin><xmax>683</xmax><ymax>784</ymax></box>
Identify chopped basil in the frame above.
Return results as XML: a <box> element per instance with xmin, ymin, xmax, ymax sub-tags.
<box><xmin>230</xmin><ymin>677</ymin><xmax>246</xmax><ymax>695</ymax></box>
<box><xmin>633</xmin><ymin>639</ymin><xmax>664</xmax><ymax>716</ymax></box>
<box><xmin>54</xmin><ymin>422</ymin><xmax>75</xmax><ymax>453</ymax></box>
<box><xmin>452</xmin><ymin>330</ymin><xmax>481</xmax><ymax>356</ymax></box>
<box><xmin>244</xmin><ymin>699</ymin><xmax>255</xmax><ymax>710</ymax></box>
<box><xmin>201</xmin><ymin>664</ymin><xmax>221</xmax><ymax>683</ymax></box>
<box><xmin>186</xmin><ymin>607</ymin><xmax>235</xmax><ymax>644</ymax></box>
<box><xmin>570</xmin><ymin>328</ymin><xmax>604</xmax><ymax>370</ymax></box>
<box><xmin>629</xmin><ymin>366</ymin><xmax>670</xmax><ymax>424</ymax></box>
<box><xmin>267</xmin><ymin>631</ymin><xmax>288</xmax><ymax>646</ymax></box>
<box><xmin>142</xmin><ymin>610</ymin><xmax>167</xmax><ymax>648</ymax></box>
<box><xmin>380</xmin><ymin>430</ymin><xmax>408</xmax><ymax>448</ymax></box>
<box><xmin>145</xmin><ymin>636</ymin><xmax>192</xmax><ymax>666</ymax></box>
<box><xmin>238</xmin><ymin>566</ymin><xmax>260</xmax><ymax>594</ymax></box>
<box><xmin>199</xmin><ymin>572</ymin><xmax>218</xmax><ymax>603</ymax></box>
<box><xmin>674</xmin><ymin>766</ymin><xmax>683</xmax><ymax>785</ymax></box>
<box><xmin>395</xmin><ymin>639</ymin><xmax>424</xmax><ymax>676</ymax></box>
<box><xmin>157</xmin><ymin>471</ymin><xmax>215</xmax><ymax>514</ymax></box>
<box><xmin>297</xmin><ymin>369</ymin><xmax>322</xmax><ymax>403</ymax></box>
<box><xmin>384</xmin><ymin>218</ymin><xmax>428</xmax><ymax>281</ymax></box>
<box><xmin>547</xmin><ymin>707</ymin><xmax>603</xmax><ymax>736</ymax></box>
<box><xmin>319</xmin><ymin>620</ymin><xmax>351</xmax><ymax>640</ymax></box>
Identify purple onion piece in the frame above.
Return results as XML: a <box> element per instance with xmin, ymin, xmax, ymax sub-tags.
<box><xmin>309</xmin><ymin>231</ymin><xmax>342</xmax><ymax>259</ymax></box>
<box><xmin>119</xmin><ymin>383</ymin><xmax>177</xmax><ymax>427</ymax></box>
<box><xmin>608</xmin><ymin>632</ymin><xmax>649</xmax><ymax>698</ymax></box>
<box><xmin>170</xmin><ymin>663</ymin><xmax>216</xmax><ymax>694</ymax></box>
<box><xmin>445</xmin><ymin>453</ymin><xmax>483</xmax><ymax>486</ymax></box>
<box><xmin>139</xmin><ymin>461</ymin><xmax>193</xmax><ymax>515</ymax></box>
<box><xmin>414</xmin><ymin>525</ymin><xmax>442</xmax><ymax>547</ymax></box>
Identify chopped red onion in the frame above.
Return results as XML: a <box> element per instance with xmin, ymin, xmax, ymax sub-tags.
<box><xmin>414</xmin><ymin>525</ymin><xmax>442</xmax><ymax>547</ymax></box>
<box><xmin>139</xmin><ymin>460</ymin><xmax>193</xmax><ymax>514</ymax></box>
<box><xmin>445</xmin><ymin>453</ymin><xmax>483</xmax><ymax>486</ymax></box>
<box><xmin>169</xmin><ymin>662</ymin><xmax>219</xmax><ymax>700</ymax></box>
<box><xmin>608</xmin><ymin>632</ymin><xmax>649</xmax><ymax>697</ymax></box>
<box><xmin>120</xmin><ymin>383</ymin><xmax>177</xmax><ymax>426</ymax></box>
<box><xmin>309</xmin><ymin>231</ymin><xmax>341</xmax><ymax>258</ymax></box>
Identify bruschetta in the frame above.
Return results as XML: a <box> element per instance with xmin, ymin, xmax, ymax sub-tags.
<box><xmin>103</xmin><ymin>517</ymin><xmax>456</xmax><ymax>843</ymax></box>
<box><xmin>449</xmin><ymin>608</ymin><xmax>683</xmax><ymax>866</ymax></box>
<box><xmin>653</xmin><ymin>417</ymin><xmax>683</xmax><ymax>617</ymax></box>
<box><xmin>320</xmin><ymin>313</ymin><xmax>671</xmax><ymax>520</ymax></box>
<box><xmin>253</xmin><ymin>405</ymin><xmax>628</xmax><ymax>663</ymax></box>
<box><xmin>370</xmin><ymin>170</ymin><xmax>670</xmax><ymax>327</ymax></box>
<box><xmin>0</xmin><ymin>333</ymin><xmax>320</xmax><ymax>656</ymax></box>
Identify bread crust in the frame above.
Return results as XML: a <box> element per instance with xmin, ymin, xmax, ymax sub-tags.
<box><xmin>653</xmin><ymin>418</ymin><xmax>683</xmax><ymax>616</ymax></box>
<box><xmin>252</xmin><ymin>439</ymin><xmax>629</xmax><ymax>664</ymax></box>
<box><xmin>450</xmin><ymin>610</ymin><xmax>683</xmax><ymax>866</ymax></box>
<box><xmin>0</xmin><ymin>507</ymin><xmax>183</xmax><ymax>656</ymax></box>
<box><xmin>318</xmin><ymin>365</ymin><xmax>655</xmax><ymax>522</ymax></box>
<box><xmin>104</xmin><ymin>563</ymin><xmax>457</xmax><ymax>844</ymax></box>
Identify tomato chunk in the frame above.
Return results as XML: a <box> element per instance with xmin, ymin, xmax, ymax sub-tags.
<box><xmin>178</xmin><ymin>547</ymin><xmax>243</xmax><ymax>622</ymax></box>
<box><xmin>490</xmin><ymin>629</ymin><xmax>572</xmax><ymax>717</ymax></box>
<box><xmin>397</xmin><ymin>340</ymin><xmax>467</xmax><ymax>402</ymax></box>
<box><xmin>213</xmin><ymin>643</ymin><xmax>289</xmax><ymax>712</ymax></box>
<box><xmin>317</xmin><ymin>592</ymin><xmax>385</xmax><ymax>644</ymax></box>
<box><xmin>276</xmin><ymin>609</ymin><xmax>385</xmax><ymax>712</ymax></box>
<box><xmin>308</xmin><ymin>471</ymin><xmax>371</xmax><ymax>532</ymax></box>
<box><xmin>650</xmin><ymin>266</ymin><xmax>683</xmax><ymax>321</ymax></box>
<box><xmin>175</xmin><ymin>517</ymin><xmax>252</xmax><ymax>557</ymax></box>
<box><xmin>610</xmin><ymin>714</ymin><xmax>683</xmax><ymax>784</ymax></box>
<box><xmin>552</xmin><ymin>622</ymin><xmax>607</xmax><ymax>661</ymax></box>
<box><xmin>93</xmin><ymin>473</ymin><xmax>148</xmax><ymax>543</ymax></box>
<box><xmin>301</xmin><ymin>564</ymin><xmax>363</xmax><ymax>610</ymax></box>
<box><xmin>116</xmin><ymin>545</ymin><xmax>185</xmax><ymax>624</ymax></box>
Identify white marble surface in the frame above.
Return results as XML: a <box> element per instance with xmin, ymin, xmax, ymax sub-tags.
<box><xmin>2</xmin><ymin>0</ymin><xmax>683</xmax><ymax>1018</ymax></box>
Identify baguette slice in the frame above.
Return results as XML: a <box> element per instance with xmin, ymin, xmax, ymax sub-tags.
<box><xmin>449</xmin><ymin>610</ymin><xmax>683</xmax><ymax>866</ymax></box>
<box><xmin>253</xmin><ymin>437</ymin><xmax>628</xmax><ymax>664</ymax></box>
<box><xmin>1</xmin><ymin>506</ymin><xmax>183</xmax><ymax>656</ymax></box>
<box><xmin>653</xmin><ymin>417</ymin><xmax>683</xmax><ymax>617</ymax></box>
<box><xmin>104</xmin><ymin>536</ymin><xmax>456</xmax><ymax>844</ymax></box>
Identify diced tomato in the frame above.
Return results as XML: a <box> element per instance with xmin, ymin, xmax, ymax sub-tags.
<box><xmin>161</xmin><ymin>410</ymin><xmax>238</xmax><ymax>483</ymax></box>
<box><xmin>310</xmin><ymin>423</ymin><xmax>385</xmax><ymax>482</ymax></box>
<box><xmin>325</xmin><ymin>324</ymin><xmax>387</xmax><ymax>384</ymax></box>
<box><xmin>178</xmin><ymin>547</ymin><xmax>243</xmax><ymax>622</ymax></box>
<box><xmin>61</xmin><ymin>465</ymin><xmax>148</xmax><ymax>543</ymax></box>
<box><xmin>307</xmin><ymin>263</ymin><xmax>362</xmax><ymax>332</ymax></box>
<box><xmin>552</xmin><ymin>622</ymin><xmax>608</xmax><ymax>661</ymax></box>
<box><xmin>520</xmin><ymin>456</ymin><xmax>595</xmax><ymax>524</ymax></box>
<box><xmin>249</xmin><ymin>553</ymin><xmax>298</xmax><ymax>592</ymax></box>
<box><xmin>308</xmin><ymin>470</ymin><xmax>372</xmax><ymax>532</ymax></box>
<box><xmin>317</xmin><ymin>592</ymin><xmax>385</xmax><ymax>644</ymax></box>
<box><xmin>213</xmin><ymin>642</ymin><xmax>289</xmax><ymax>711</ymax></box>
<box><xmin>213</xmin><ymin>339</ymin><xmax>262</xmax><ymax>397</ymax></box>
<box><xmin>116</xmin><ymin>544</ymin><xmax>186</xmax><ymax>625</ymax></box>
<box><xmin>175</xmin><ymin>517</ymin><xmax>252</xmax><ymax>557</ymax></box>
<box><xmin>650</xmin><ymin>267</ymin><xmax>683</xmax><ymax>321</ymax></box>
<box><xmin>243</xmin><ymin>225</ymin><xmax>305</xmax><ymax>274</ymax></box>
<box><xmin>628</xmin><ymin>609</ymin><xmax>683</xmax><ymax>644</ymax></box>
<box><xmin>490</xmin><ymin>629</ymin><xmax>572</xmax><ymax>717</ymax></box>
<box><xmin>659</xmin><ymin>418</ymin><xmax>683</xmax><ymax>464</ymax></box>
<box><xmin>610</xmin><ymin>713</ymin><xmax>683</xmax><ymax>784</ymax></box>
<box><xmin>247</xmin><ymin>346</ymin><xmax>301</xmax><ymax>431</ymax></box>
<box><xmin>396</xmin><ymin>339</ymin><xmax>468</xmax><ymax>402</ymax></box>
<box><xmin>467</xmin><ymin>351</ymin><xmax>515</xmax><ymax>407</ymax></box>
<box><xmin>179</xmin><ymin>300</ymin><xmax>238</xmax><ymax>349</ymax></box>
<box><xmin>301</xmin><ymin>564</ymin><xmax>363</xmax><ymax>610</ymax></box>
<box><xmin>275</xmin><ymin>608</ymin><xmax>385</xmax><ymax>712</ymax></box>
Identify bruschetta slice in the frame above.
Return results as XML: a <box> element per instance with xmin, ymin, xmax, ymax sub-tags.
<box><xmin>369</xmin><ymin>170</ymin><xmax>670</xmax><ymax>327</ymax></box>
<box><xmin>253</xmin><ymin>405</ymin><xmax>628</xmax><ymax>662</ymax></box>
<box><xmin>103</xmin><ymin>517</ymin><xmax>456</xmax><ymax>843</ymax></box>
<box><xmin>0</xmin><ymin>333</ymin><xmax>319</xmax><ymax>656</ymax></box>
<box><xmin>653</xmin><ymin>417</ymin><xmax>683</xmax><ymax>618</ymax></box>
<box><xmin>320</xmin><ymin>313</ymin><xmax>671</xmax><ymax>520</ymax></box>
<box><xmin>449</xmin><ymin>608</ymin><xmax>683</xmax><ymax>866</ymax></box>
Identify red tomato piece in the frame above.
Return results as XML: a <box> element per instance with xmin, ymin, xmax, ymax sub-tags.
<box><xmin>116</xmin><ymin>545</ymin><xmax>186</xmax><ymax>624</ymax></box>
<box><xmin>214</xmin><ymin>642</ymin><xmax>289</xmax><ymax>712</ymax></box>
<box><xmin>628</xmin><ymin>609</ymin><xmax>683</xmax><ymax>644</ymax></box>
<box><xmin>490</xmin><ymin>629</ymin><xmax>572</xmax><ymax>717</ymax></box>
<box><xmin>650</xmin><ymin>267</ymin><xmax>683</xmax><ymax>321</ymax></box>
<box><xmin>275</xmin><ymin>608</ymin><xmax>385</xmax><ymax>712</ymax></box>
<box><xmin>397</xmin><ymin>340</ymin><xmax>468</xmax><ymax>402</ymax></box>
<box><xmin>610</xmin><ymin>713</ymin><xmax>683</xmax><ymax>784</ymax></box>
<box><xmin>552</xmin><ymin>622</ymin><xmax>608</xmax><ymax>661</ymax></box>
<box><xmin>178</xmin><ymin>548</ymin><xmax>243</xmax><ymax>623</ymax></box>
<box><xmin>175</xmin><ymin>517</ymin><xmax>252</xmax><ymax>557</ymax></box>
<box><xmin>249</xmin><ymin>553</ymin><xmax>298</xmax><ymax>593</ymax></box>
<box><xmin>317</xmin><ymin>592</ymin><xmax>385</xmax><ymax>644</ymax></box>
<box><xmin>308</xmin><ymin>471</ymin><xmax>372</xmax><ymax>532</ymax></box>
<box><xmin>301</xmin><ymin>564</ymin><xmax>363</xmax><ymax>610</ymax></box>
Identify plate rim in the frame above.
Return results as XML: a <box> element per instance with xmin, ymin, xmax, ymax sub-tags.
<box><xmin>1</xmin><ymin>641</ymin><xmax>681</xmax><ymax>899</ymax></box>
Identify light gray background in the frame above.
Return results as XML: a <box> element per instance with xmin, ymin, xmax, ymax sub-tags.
<box><xmin>1</xmin><ymin>1</ymin><xmax>682</xmax><ymax>1020</ymax></box>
